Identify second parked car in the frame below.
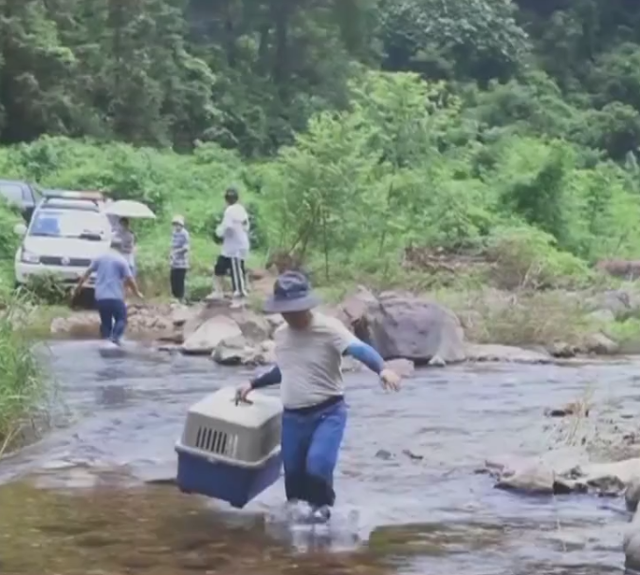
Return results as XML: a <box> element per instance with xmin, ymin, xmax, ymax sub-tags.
<box><xmin>0</xmin><ymin>179</ymin><xmax>40</xmax><ymax>223</ymax></box>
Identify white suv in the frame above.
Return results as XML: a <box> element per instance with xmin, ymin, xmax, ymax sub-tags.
<box><xmin>14</xmin><ymin>191</ymin><xmax>113</xmax><ymax>291</ymax></box>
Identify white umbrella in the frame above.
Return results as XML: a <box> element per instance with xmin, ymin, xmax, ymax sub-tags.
<box><xmin>104</xmin><ymin>199</ymin><xmax>156</xmax><ymax>219</ymax></box>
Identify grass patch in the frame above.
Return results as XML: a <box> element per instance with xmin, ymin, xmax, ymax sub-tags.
<box><xmin>0</xmin><ymin>297</ymin><xmax>47</xmax><ymax>454</ymax></box>
<box><xmin>602</xmin><ymin>318</ymin><xmax>640</xmax><ymax>354</ymax></box>
<box><xmin>429</xmin><ymin>288</ymin><xmax>592</xmax><ymax>347</ymax></box>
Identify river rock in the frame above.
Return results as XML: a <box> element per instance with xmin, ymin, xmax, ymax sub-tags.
<box><xmin>231</xmin><ymin>312</ymin><xmax>271</xmax><ymax>341</ymax></box>
<box><xmin>170</xmin><ymin>303</ymin><xmax>192</xmax><ymax>327</ymax></box>
<box><xmin>596</xmin><ymin>259</ymin><xmax>640</xmax><ymax>280</ymax></box>
<box><xmin>582</xmin><ymin>332</ymin><xmax>619</xmax><ymax>355</ymax></box>
<box><xmin>182</xmin><ymin>315</ymin><xmax>242</xmax><ymax>355</ymax></box>
<box><xmin>212</xmin><ymin>335</ymin><xmax>252</xmax><ymax>365</ymax></box>
<box><xmin>573</xmin><ymin>458</ymin><xmax>640</xmax><ymax>489</ymax></box>
<box><xmin>51</xmin><ymin>311</ymin><xmax>99</xmax><ymax>336</ymax></box>
<box><xmin>179</xmin><ymin>300</ymin><xmax>275</xmax><ymax>344</ymax></box>
<box><xmin>212</xmin><ymin>336</ymin><xmax>275</xmax><ymax>366</ymax></box>
<box><xmin>484</xmin><ymin>451</ymin><xmax>640</xmax><ymax>497</ymax></box>
<box><xmin>496</xmin><ymin>463</ymin><xmax>555</xmax><ymax>495</ymax></box>
<box><xmin>181</xmin><ymin>300</ymin><xmax>227</xmax><ymax>341</ymax></box>
<box><xmin>128</xmin><ymin>304</ymin><xmax>173</xmax><ymax>333</ymax></box>
<box><xmin>339</xmin><ymin>288</ymin><xmax>465</xmax><ymax>364</ymax></box>
<box><xmin>465</xmin><ymin>343</ymin><xmax>552</xmax><ymax>364</ymax></box>
<box><xmin>587</xmin><ymin>288</ymin><xmax>640</xmax><ymax>322</ymax></box>
<box><xmin>548</xmin><ymin>341</ymin><xmax>578</xmax><ymax>359</ymax></box>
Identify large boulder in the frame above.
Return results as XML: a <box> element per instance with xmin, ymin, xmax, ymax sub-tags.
<box><xmin>182</xmin><ymin>315</ymin><xmax>242</xmax><ymax>355</ymax></box>
<box><xmin>339</xmin><ymin>288</ymin><xmax>465</xmax><ymax>365</ymax></box>
<box><xmin>177</xmin><ymin>299</ymin><xmax>279</xmax><ymax>348</ymax></box>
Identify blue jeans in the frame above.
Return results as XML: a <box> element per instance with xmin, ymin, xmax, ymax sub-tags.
<box><xmin>96</xmin><ymin>299</ymin><xmax>127</xmax><ymax>343</ymax></box>
<box><xmin>281</xmin><ymin>399</ymin><xmax>347</xmax><ymax>508</ymax></box>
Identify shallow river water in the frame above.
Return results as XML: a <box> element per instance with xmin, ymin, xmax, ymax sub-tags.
<box><xmin>1</xmin><ymin>340</ymin><xmax>639</xmax><ymax>574</ymax></box>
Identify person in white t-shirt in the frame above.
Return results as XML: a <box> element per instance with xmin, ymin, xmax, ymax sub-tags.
<box><xmin>210</xmin><ymin>186</ymin><xmax>250</xmax><ymax>306</ymax></box>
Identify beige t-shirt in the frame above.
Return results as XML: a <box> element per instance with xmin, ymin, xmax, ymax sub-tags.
<box><xmin>273</xmin><ymin>312</ymin><xmax>358</xmax><ymax>409</ymax></box>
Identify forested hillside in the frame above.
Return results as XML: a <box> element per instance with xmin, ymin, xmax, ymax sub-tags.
<box><xmin>1</xmin><ymin>0</ymin><xmax>640</xmax><ymax>295</ymax></box>
<box><xmin>2</xmin><ymin>0</ymin><xmax>639</xmax><ymax>158</ymax></box>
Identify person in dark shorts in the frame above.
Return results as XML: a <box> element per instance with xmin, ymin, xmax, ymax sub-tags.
<box><xmin>210</xmin><ymin>187</ymin><xmax>250</xmax><ymax>308</ymax></box>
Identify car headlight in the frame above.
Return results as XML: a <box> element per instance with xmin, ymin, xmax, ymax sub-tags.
<box><xmin>21</xmin><ymin>250</ymin><xmax>40</xmax><ymax>264</ymax></box>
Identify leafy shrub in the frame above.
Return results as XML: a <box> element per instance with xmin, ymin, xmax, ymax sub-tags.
<box><xmin>485</xmin><ymin>225</ymin><xmax>591</xmax><ymax>290</ymax></box>
<box><xmin>0</xmin><ymin>71</ymin><xmax>639</xmax><ymax>297</ymax></box>
<box><xmin>0</xmin><ymin>296</ymin><xmax>46</xmax><ymax>453</ymax></box>
<box><xmin>20</xmin><ymin>274</ymin><xmax>70</xmax><ymax>306</ymax></box>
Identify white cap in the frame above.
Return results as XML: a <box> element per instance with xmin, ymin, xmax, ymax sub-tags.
<box><xmin>172</xmin><ymin>215</ymin><xmax>184</xmax><ymax>225</ymax></box>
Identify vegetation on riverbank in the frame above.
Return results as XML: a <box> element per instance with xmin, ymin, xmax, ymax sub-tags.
<box><xmin>0</xmin><ymin>297</ymin><xmax>47</xmax><ymax>454</ymax></box>
<box><xmin>1</xmin><ymin>1</ymin><xmax>640</xmax><ymax>350</ymax></box>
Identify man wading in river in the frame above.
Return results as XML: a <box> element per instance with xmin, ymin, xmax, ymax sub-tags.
<box><xmin>73</xmin><ymin>237</ymin><xmax>144</xmax><ymax>346</ymax></box>
<box><xmin>236</xmin><ymin>271</ymin><xmax>401</xmax><ymax>522</ymax></box>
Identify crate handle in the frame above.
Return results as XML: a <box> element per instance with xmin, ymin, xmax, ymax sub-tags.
<box><xmin>233</xmin><ymin>396</ymin><xmax>253</xmax><ymax>406</ymax></box>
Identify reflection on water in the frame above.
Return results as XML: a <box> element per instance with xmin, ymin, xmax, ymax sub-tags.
<box><xmin>0</xmin><ymin>481</ymin><xmax>389</xmax><ymax>575</ymax></box>
<box><xmin>0</xmin><ymin>340</ymin><xmax>638</xmax><ymax>573</ymax></box>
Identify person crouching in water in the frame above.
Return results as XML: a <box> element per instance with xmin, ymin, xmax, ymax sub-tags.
<box><xmin>236</xmin><ymin>271</ymin><xmax>401</xmax><ymax>522</ymax></box>
<box><xmin>73</xmin><ymin>237</ymin><xmax>144</xmax><ymax>346</ymax></box>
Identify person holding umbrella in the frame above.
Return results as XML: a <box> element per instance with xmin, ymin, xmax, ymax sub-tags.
<box><xmin>235</xmin><ymin>271</ymin><xmax>401</xmax><ymax>523</ymax></box>
<box><xmin>104</xmin><ymin>199</ymin><xmax>156</xmax><ymax>277</ymax></box>
<box><xmin>117</xmin><ymin>217</ymin><xmax>136</xmax><ymax>275</ymax></box>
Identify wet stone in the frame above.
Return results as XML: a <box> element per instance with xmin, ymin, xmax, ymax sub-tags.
<box><xmin>375</xmin><ymin>449</ymin><xmax>393</xmax><ymax>461</ymax></box>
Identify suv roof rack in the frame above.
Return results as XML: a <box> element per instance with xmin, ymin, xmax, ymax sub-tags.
<box><xmin>42</xmin><ymin>189</ymin><xmax>105</xmax><ymax>201</ymax></box>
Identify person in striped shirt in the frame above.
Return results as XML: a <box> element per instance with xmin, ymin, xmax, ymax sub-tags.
<box><xmin>169</xmin><ymin>215</ymin><xmax>190</xmax><ymax>302</ymax></box>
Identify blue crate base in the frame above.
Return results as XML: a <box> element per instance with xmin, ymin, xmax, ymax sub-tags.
<box><xmin>176</xmin><ymin>448</ymin><xmax>283</xmax><ymax>509</ymax></box>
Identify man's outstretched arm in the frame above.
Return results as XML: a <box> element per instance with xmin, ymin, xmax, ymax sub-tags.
<box><xmin>250</xmin><ymin>365</ymin><xmax>283</xmax><ymax>389</ymax></box>
<box><xmin>344</xmin><ymin>340</ymin><xmax>385</xmax><ymax>375</ymax></box>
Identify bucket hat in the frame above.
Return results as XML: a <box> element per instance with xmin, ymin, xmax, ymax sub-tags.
<box><xmin>264</xmin><ymin>271</ymin><xmax>320</xmax><ymax>314</ymax></box>
<box><xmin>172</xmin><ymin>215</ymin><xmax>185</xmax><ymax>226</ymax></box>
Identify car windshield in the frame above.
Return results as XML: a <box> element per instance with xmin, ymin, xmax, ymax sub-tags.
<box><xmin>29</xmin><ymin>209</ymin><xmax>111</xmax><ymax>240</ymax></box>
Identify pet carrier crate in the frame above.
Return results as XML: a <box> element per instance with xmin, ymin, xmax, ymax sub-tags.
<box><xmin>175</xmin><ymin>386</ymin><xmax>283</xmax><ymax>508</ymax></box>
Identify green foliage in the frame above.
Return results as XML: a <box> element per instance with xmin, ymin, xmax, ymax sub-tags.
<box><xmin>0</xmin><ymin>0</ymin><xmax>639</xmax><ymax>299</ymax></box>
<box><xmin>484</xmin><ymin>225</ymin><xmax>591</xmax><ymax>290</ymax></box>
<box><xmin>378</xmin><ymin>0</ymin><xmax>530</xmax><ymax>82</ymax></box>
<box><xmin>0</xmin><ymin>297</ymin><xmax>46</xmax><ymax>453</ymax></box>
<box><xmin>19</xmin><ymin>274</ymin><xmax>69</xmax><ymax>306</ymax></box>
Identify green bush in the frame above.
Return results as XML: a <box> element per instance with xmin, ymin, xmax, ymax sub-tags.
<box><xmin>0</xmin><ymin>297</ymin><xmax>46</xmax><ymax>453</ymax></box>
<box><xmin>0</xmin><ymin>71</ymin><xmax>638</xmax><ymax>298</ymax></box>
